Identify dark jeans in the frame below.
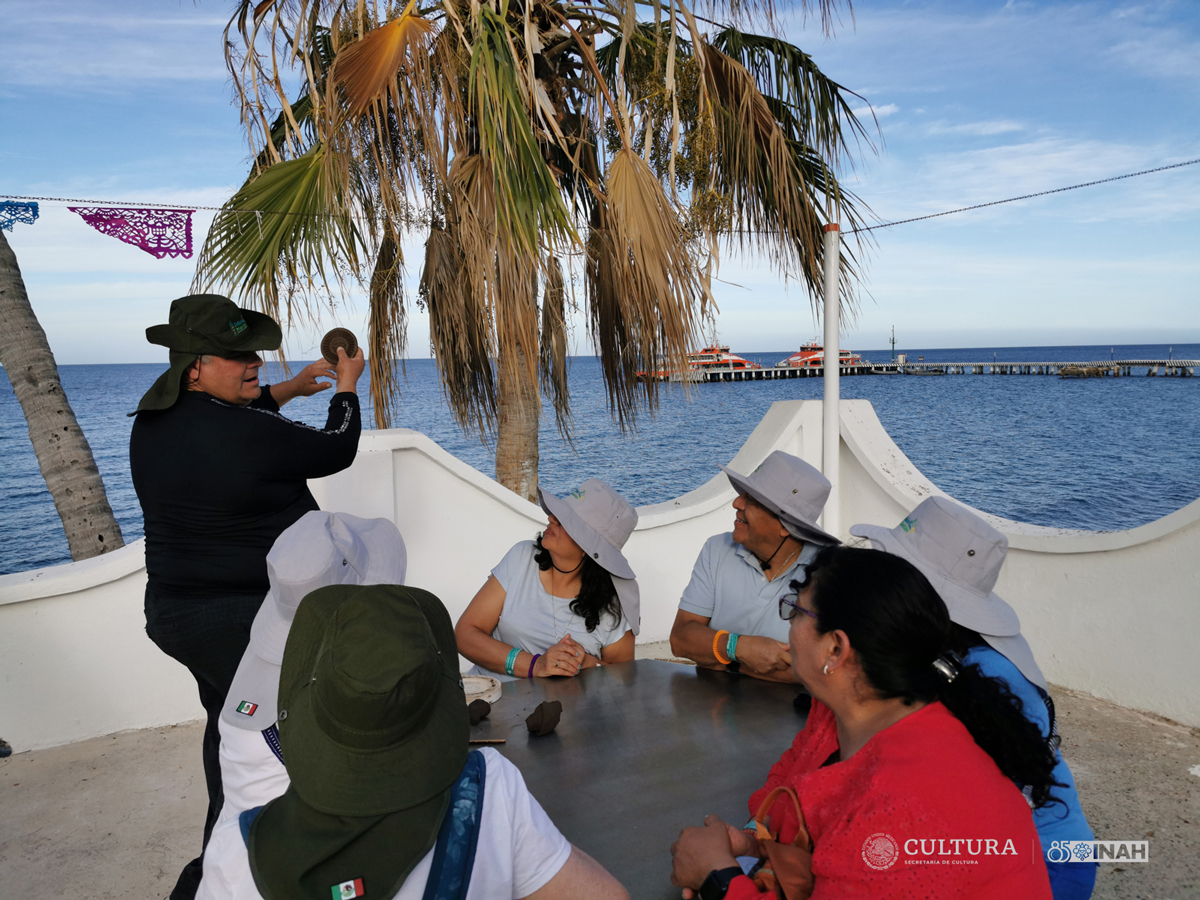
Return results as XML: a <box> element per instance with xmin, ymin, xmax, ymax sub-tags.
<box><xmin>145</xmin><ymin>587</ymin><xmax>266</xmax><ymax>900</ymax></box>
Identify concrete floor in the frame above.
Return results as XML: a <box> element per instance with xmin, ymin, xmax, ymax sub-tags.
<box><xmin>3</xmin><ymin>644</ymin><xmax>1197</xmax><ymax>899</ymax></box>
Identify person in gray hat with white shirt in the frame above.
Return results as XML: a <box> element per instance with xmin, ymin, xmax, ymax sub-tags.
<box><xmin>670</xmin><ymin>451</ymin><xmax>840</xmax><ymax>683</ymax></box>
<box><xmin>852</xmin><ymin>497</ymin><xmax>1095</xmax><ymax>900</ymax></box>
<box><xmin>197</xmin><ymin>511</ymin><xmax>407</xmax><ymax>900</ymax></box>
<box><xmin>456</xmin><ymin>479</ymin><xmax>640</xmax><ymax>681</ymax></box>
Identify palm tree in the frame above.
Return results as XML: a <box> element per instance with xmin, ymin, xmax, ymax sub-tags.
<box><xmin>195</xmin><ymin>0</ymin><xmax>873</xmax><ymax>501</ymax></box>
<box><xmin>0</xmin><ymin>229</ymin><xmax>125</xmax><ymax>560</ymax></box>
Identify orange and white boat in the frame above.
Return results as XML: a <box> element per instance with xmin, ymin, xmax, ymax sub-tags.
<box><xmin>687</xmin><ymin>345</ymin><xmax>763</xmax><ymax>371</ymax></box>
<box><xmin>775</xmin><ymin>340</ymin><xmax>866</xmax><ymax>369</ymax></box>
<box><xmin>638</xmin><ymin>344</ymin><xmax>763</xmax><ymax>381</ymax></box>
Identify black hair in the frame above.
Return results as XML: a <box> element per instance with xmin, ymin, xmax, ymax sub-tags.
<box><xmin>797</xmin><ymin>545</ymin><xmax>1062</xmax><ymax>808</ymax></box>
<box><xmin>533</xmin><ymin>534</ymin><xmax>623</xmax><ymax>634</ymax></box>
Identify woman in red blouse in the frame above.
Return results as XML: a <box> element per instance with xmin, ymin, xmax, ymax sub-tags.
<box><xmin>670</xmin><ymin>546</ymin><xmax>1059</xmax><ymax>900</ymax></box>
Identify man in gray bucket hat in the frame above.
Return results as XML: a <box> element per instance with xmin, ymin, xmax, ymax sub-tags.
<box><xmin>670</xmin><ymin>451</ymin><xmax>839</xmax><ymax>682</ymax></box>
<box><xmin>851</xmin><ymin>497</ymin><xmax>1096</xmax><ymax>898</ymax></box>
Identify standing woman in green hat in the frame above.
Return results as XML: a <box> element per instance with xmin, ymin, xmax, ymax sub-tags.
<box><xmin>129</xmin><ymin>294</ymin><xmax>365</xmax><ymax>900</ymax></box>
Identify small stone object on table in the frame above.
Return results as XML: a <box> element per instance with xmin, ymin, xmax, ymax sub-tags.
<box><xmin>524</xmin><ymin>700</ymin><xmax>562</xmax><ymax>736</ymax></box>
<box><xmin>468</xmin><ymin>699</ymin><xmax>491</xmax><ymax>726</ymax></box>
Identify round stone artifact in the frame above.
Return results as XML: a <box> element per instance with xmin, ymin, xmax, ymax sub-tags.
<box><xmin>320</xmin><ymin>327</ymin><xmax>358</xmax><ymax>364</ymax></box>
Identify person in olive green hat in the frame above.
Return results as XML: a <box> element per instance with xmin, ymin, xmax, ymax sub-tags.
<box><xmin>130</xmin><ymin>293</ymin><xmax>366</xmax><ymax>900</ymax></box>
<box><xmin>202</xmin><ymin>584</ymin><xmax>628</xmax><ymax>900</ymax></box>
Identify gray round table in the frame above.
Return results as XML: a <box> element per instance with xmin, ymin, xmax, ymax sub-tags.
<box><xmin>469</xmin><ymin>659</ymin><xmax>809</xmax><ymax>898</ymax></box>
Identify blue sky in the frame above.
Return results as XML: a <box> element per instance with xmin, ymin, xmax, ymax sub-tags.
<box><xmin>2</xmin><ymin>0</ymin><xmax>1198</xmax><ymax>364</ymax></box>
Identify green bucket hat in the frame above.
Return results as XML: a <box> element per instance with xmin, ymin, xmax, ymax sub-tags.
<box><xmin>135</xmin><ymin>293</ymin><xmax>282</xmax><ymax>413</ymax></box>
<box><xmin>249</xmin><ymin>584</ymin><xmax>469</xmax><ymax>900</ymax></box>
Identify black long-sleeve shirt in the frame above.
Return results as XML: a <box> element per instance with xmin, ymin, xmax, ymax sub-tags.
<box><xmin>130</xmin><ymin>387</ymin><xmax>361</xmax><ymax>596</ymax></box>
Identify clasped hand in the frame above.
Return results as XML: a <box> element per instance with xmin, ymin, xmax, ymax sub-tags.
<box><xmin>670</xmin><ymin>815</ymin><xmax>758</xmax><ymax>896</ymax></box>
<box><xmin>533</xmin><ymin>634</ymin><xmax>599</xmax><ymax>677</ymax></box>
<box><xmin>732</xmin><ymin>634</ymin><xmax>792</xmax><ymax>676</ymax></box>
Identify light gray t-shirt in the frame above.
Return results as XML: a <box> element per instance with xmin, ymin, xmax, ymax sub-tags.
<box><xmin>678</xmin><ymin>532</ymin><xmax>819</xmax><ymax>643</ymax></box>
<box><xmin>475</xmin><ymin>540</ymin><xmax>633</xmax><ymax>681</ymax></box>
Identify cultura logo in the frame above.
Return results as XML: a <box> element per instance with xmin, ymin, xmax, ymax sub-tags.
<box><xmin>863</xmin><ymin>835</ymin><xmax>1023</xmax><ymax>869</ymax></box>
<box><xmin>229</xmin><ymin>317</ymin><xmax>248</xmax><ymax>336</ymax></box>
<box><xmin>569</xmin><ymin>489</ymin><xmax>586</xmax><ymax>499</ymax></box>
<box><xmin>861</xmin><ymin>833</ymin><xmax>900</xmax><ymax>870</ymax></box>
<box><xmin>899</xmin><ymin>517</ymin><xmax>916</xmax><ymax>533</ymax></box>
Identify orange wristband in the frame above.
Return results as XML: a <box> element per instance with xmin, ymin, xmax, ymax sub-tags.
<box><xmin>712</xmin><ymin>629</ymin><xmax>732</xmax><ymax>665</ymax></box>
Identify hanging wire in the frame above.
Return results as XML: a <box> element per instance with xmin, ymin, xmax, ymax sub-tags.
<box><xmin>3</xmin><ymin>156</ymin><xmax>1198</xmax><ymax>230</ymax></box>
<box><xmin>848</xmin><ymin>157</ymin><xmax>1200</xmax><ymax>234</ymax></box>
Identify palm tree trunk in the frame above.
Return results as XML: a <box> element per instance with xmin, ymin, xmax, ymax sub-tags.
<box><xmin>0</xmin><ymin>229</ymin><xmax>124</xmax><ymax>561</ymax></box>
<box><xmin>494</xmin><ymin>343</ymin><xmax>539</xmax><ymax>503</ymax></box>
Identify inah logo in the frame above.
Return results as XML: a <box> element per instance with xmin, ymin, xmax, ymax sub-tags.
<box><xmin>862</xmin><ymin>833</ymin><xmax>900</xmax><ymax>870</ymax></box>
<box><xmin>229</xmin><ymin>317</ymin><xmax>248</xmax><ymax>336</ymax></box>
<box><xmin>899</xmin><ymin>517</ymin><xmax>916</xmax><ymax>533</ymax></box>
<box><xmin>1046</xmin><ymin>840</ymin><xmax>1149</xmax><ymax>863</ymax></box>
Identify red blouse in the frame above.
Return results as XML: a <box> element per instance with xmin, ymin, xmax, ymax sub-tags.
<box><xmin>727</xmin><ymin>700</ymin><xmax>1051</xmax><ymax>900</ymax></box>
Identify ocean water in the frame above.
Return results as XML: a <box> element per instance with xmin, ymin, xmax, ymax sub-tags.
<box><xmin>2</xmin><ymin>343</ymin><xmax>1198</xmax><ymax>576</ymax></box>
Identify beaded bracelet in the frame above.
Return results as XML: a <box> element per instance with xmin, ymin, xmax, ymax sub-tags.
<box><xmin>727</xmin><ymin>632</ymin><xmax>741</xmax><ymax>663</ymax></box>
<box><xmin>712</xmin><ymin>629</ymin><xmax>732</xmax><ymax>665</ymax></box>
<box><xmin>504</xmin><ymin>647</ymin><xmax>521</xmax><ymax>677</ymax></box>
<box><xmin>528</xmin><ymin>654</ymin><xmax>542</xmax><ymax>679</ymax></box>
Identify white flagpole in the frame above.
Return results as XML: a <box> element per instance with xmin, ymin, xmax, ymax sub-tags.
<box><xmin>821</xmin><ymin>210</ymin><xmax>841</xmax><ymax>538</ymax></box>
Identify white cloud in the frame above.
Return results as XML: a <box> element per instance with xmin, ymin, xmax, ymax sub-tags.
<box><xmin>852</xmin><ymin>103</ymin><xmax>899</xmax><ymax>118</ymax></box>
<box><xmin>927</xmin><ymin>120</ymin><xmax>1024</xmax><ymax>137</ymax></box>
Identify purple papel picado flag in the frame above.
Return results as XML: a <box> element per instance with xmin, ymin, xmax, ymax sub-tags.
<box><xmin>68</xmin><ymin>206</ymin><xmax>194</xmax><ymax>259</ymax></box>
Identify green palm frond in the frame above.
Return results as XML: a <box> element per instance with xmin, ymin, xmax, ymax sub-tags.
<box><xmin>193</xmin><ymin>144</ymin><xmax>366</xmax><ymax>324</ymax></box>
<box><xmin>469</xmin><ymin>2</ymin><xmax>576</xmax><ymax>254</ymax></box>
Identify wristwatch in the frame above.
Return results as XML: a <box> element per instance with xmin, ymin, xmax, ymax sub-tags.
<box><xmin>698</xmin><ymin>865</ymin><xmax>744</xmax><ymax>900</ymax></box>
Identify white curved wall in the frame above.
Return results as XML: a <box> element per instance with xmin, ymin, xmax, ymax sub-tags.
<box><xmin>2</xmin><ymin>399</ymin><xmax>1197</xmax><ymax>750</ymax></box>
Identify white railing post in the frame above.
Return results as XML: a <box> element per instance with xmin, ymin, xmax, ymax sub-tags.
<box><xmin>822</xmin><ymin>219</ymin><xmax>841</xmax><ymax>538</ymax></box>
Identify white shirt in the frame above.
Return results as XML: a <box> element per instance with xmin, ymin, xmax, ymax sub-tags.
<box><xmin>473</xmin><ymin>541</ymin><xmax>633</xmax><ymax>681</ymax></box>
<box><xmin>200</xmin><ymin>748</ymin><xmax>571</xmax><ymax>900</ymax></box>
<box><xmin>197</xmin><ymin>717</ymin><xmax>291</xmax><ymax>900</ymax></box>
<box><xmin>678</xmin><ymin>532</ymin><xmax>819</xmax><ymax>642</ymax></box>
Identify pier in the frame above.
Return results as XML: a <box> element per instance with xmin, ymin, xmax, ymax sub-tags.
<box><xmin>688</xmin><ymin>359</ymin><xmax>1199</xmax><ymax>382</ymax></box>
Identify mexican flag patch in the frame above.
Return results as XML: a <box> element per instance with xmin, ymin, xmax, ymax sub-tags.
<box><xmin>235</xmin><ymin>701</ymin><xmax>258</xmax><ymax>716</ymax></box>
<box><xmin>332</xmin><ymin>878</ymin><xmax>364</xmax><ymax>899</ymax></box>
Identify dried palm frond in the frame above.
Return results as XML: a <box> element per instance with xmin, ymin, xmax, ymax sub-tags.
<box><xmin>419</xmin><ymin>226</ymin><xmax>497</xmax><ymax>437</ymax></box>
<box><xmin>193</xmin><ymin>144</ymin><xmax>365</xmax><ymax>325</ymax></box>
<box><xmin>588</xmin><ymin>148</ymin><xmax>701</xmax><ymax>428</ymax></box>
<box><xmin>698</xmin><ymin>39</ymin><xmax>869</xmax><ymax>309</ymax></box>
<box><xmin>330</xmin><ymin>0</ymin><xmax>433</xmax><ymax>117</ymax></box>
<box><xmin>710</xmin><ymin>27</ymin><xmax>874</xmax><ymax>165</ymax></box>
<box><xmin>367</xmin><ymin>226</ymin><xmax>407</xmax><ymax>429</ymax></box>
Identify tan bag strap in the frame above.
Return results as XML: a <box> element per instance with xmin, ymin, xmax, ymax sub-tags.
<box><xmin>753</xmin><ymin>786</ymin><xmax>808</xmax><ymax>848</ymax></box>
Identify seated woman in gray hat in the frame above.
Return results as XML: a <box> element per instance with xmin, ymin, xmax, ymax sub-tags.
<box><xmin>669</xmin><ymin>451</ymin><xmax>839</xmax><ymax>683</ymax></box>
<box><xmin>455</xmin><ymin>480</ymin><xmax>638</xmax><ymax>680</ymax></box>
<box><xmin>851</xmin><ymin>497</ymin><xmax>1095</xmax><ymax>900</ymax></box>
<box><xmin>213</xmin><ymin>584</ymin><xmax>628</xmax><ymax>900</ymax></box>
<box><xmin>197</xmin><ymin>511</ymin><xmax>407</xmax><ymax>900</ymax></box>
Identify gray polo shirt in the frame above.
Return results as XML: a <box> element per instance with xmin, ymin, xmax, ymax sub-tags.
<box><xmin>678</xmin><ymin>533</ymin><xmax>819</xmax><ymax>643</ymax></box>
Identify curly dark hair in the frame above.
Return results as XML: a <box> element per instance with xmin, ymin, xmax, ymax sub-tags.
<box><xmin>796</xmin><ymin>545</ymin><xmax>1062</xmax><ymax>809</ymax></box>
<box><xmin>533</xmin><ymin>534</ymin><xmax>623</xmax><ymax>634</ymax></box>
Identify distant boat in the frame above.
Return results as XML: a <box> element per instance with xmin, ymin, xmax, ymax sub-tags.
<box><xmin>901</xmin><ymin>366</ymin><xmax>946</xmax><ymax>376</ymax></box>
<box><xmin>775</xmin><ymin>339</ymin><xmax>867</xmax><ymax>369</ymax></box>
<box><xmin>638</xmin><ymin>345</ymin><xmax>762</xmax><ymax>381</ymax></box>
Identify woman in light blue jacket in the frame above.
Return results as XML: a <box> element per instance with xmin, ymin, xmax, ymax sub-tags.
<box><xmin>852</xmin><ymin>496</ymin><xmax>1095</xmax><ymax>900</ymax></box>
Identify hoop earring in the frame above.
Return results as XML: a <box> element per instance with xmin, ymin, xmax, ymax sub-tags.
<box><xmin>823</xmin><ymin>663</ymin><xmax>831</xmax><ymax>676</ymax></box>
